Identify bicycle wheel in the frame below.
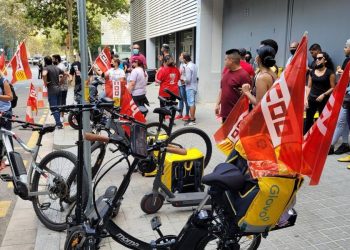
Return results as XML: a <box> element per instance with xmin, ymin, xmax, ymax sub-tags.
<box><xmin>68</xmin><ymin>112</ymin><xmax>80</xmax><ymax>130</ymax></box>
<box><xmin>146</xmin><ymin>122</ymin><xmax>169</xmax><ymax>140</ymax></box>
<box><xmin>32</xmin><ymin>150</ymin><xmax>77</xmax><ymax>231</ymax></box>
<box><xmin>195</xmin><ymin>234</ymin><xmax>261</xmax><ymax>250</ymax></box>
<box><xmin>168</xmin><ymin>127</ymin><xmax>212</xmax><ymax>167</ymax></box>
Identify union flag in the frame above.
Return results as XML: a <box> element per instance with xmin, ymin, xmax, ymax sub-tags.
<box><xmin>120</xmin><ymin>80</ymin><xmax>146</xmax><ymax>123</ymax></box>
<box><xmin>302</xmin><ymin>62</ymin><xmax>350</xmax><ymax>185</ymax></box>
<box><xmin>10</xmin><ymin>42</ymin><xmax>32</xmax><ymax>83</ymax></box>
<box><xmin>27</xmin><ymin>83</ymin><xmax>38</xmax><ymax>115</ymax></box>
<box><xmin>238</xmin><ymin>34</ymin><xmax>308</xmax><ymax>178</ymax></box>
<box><xmin>0</xmin><ymin>53</ymin><xmax>7</xmax><ymax>75</ymax></box>
<box><xmin>94</xmin><ymin>47</ymin><xmax>111</xmax><ymax>73</ymax></box>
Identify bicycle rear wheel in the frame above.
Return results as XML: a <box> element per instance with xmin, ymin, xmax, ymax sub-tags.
<box><xmin>195</xmin><ymin>234</ymin><xmax>261</xmax><ymax>250</ymax></box>
<box><xmin>168</xmin><ymin>127</ymin><xmax>212</xmax><ymax>167</ymax></box>
<box><xmin>32</xmin><ymin>150</ymin><xmax>77</xmax><ymax>231</ymax></box>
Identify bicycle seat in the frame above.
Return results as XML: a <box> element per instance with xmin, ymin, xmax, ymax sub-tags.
<box><xmin>202</xmin><ymin>163</ymin><xmax>245</xmax><ymax>191</ymax></box>
<box><xmin>153</xmin><ymin>108</ymin><xmax>171</xmax><ymax>116</ymax></box>
<box><xmin>39</xmin><ymin>124</ymin><xmax>56</xmax><ymax>134</ymax></box>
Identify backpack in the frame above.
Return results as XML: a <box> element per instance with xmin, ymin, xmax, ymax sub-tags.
<box><xmin>0</xmin><ymin>77</ymin><xmax>18</xmax><ymax>108</ymax></box>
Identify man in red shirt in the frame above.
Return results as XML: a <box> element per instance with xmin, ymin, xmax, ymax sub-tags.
<box><xmin>215</xmin><ymin>49</ymin><xmax>252</xmax><ymax>123</ymax></box>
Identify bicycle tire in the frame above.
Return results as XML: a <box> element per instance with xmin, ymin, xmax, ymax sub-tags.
<box><xmin>195</xmin><ymin>233</ymin><xmax>261</xmax><ymax>250</ymax></box>
<box><xmin>168</xmin><ymin>127</ymin><xmax>212</xmax><ymax>167</ymax></box>
<box><xmin>68</xmin><ymin>112</ymin><xmax>80</xmax><ymax>130</ymax></box>
<box><xmin>146</xmin><ymin>122</ymin><xmax>170</xmax><ymax>138</ymax></box>
<box><xmin>32</xmin><ymin>150</ymin><xmax>78</xmax><ymax>231</ymax></box>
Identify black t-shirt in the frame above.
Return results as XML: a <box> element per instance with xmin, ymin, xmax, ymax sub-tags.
<box><xmin>70</xmin><ymin>61</ymin><xmax>81</xmax><ymax>91</ymax></box>
<box><xmin>342</xmin><ymin>56</ymin><xmax>350</xmax><ymax>70</ymax></box>
<box><xmin>309</xmin><ymin>68</ymin><xmax>332</xmax><ymax>98</ymax></box>
<box><xmin>44</xmin><ymin>65</ymin><xmax>64</xmax><ymax>95</ymax></box>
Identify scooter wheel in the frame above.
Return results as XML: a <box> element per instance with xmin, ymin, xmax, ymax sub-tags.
<box><xmin>140</xmin><ymin>193</ymin><xmax>165</xmax><ymax>214</ymax></box>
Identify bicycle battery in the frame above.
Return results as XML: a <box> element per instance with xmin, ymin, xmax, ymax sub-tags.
<box><xmin>9</xmin><ymin>152</ymin><xmax>27</xmax><ymax>177</ymax></box>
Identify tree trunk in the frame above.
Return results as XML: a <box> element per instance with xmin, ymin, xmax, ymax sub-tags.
<box><xmin>66</xmin><ymin>0</ymin><xmax>74</xmax><ymax>62</ymax></box>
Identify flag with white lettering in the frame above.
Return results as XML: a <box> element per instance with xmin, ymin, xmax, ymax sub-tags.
<box><xmin>120</xmin><ymin>81</ymin><xmax>146</xmax><ymax>123</ymax></box>
<box><xmin>94</xmin><ymin>47</ymin><xmax>111</xmax><ymax>73</ymax></box>
<box><xmin>238</xmin><ymin>34</ymin><xmax>308</xmax><ymax>178</ymax></box>
<box><xmin>10</xmin><ymin>42</ymin><xmax>32</xmax><ymax>83</ymax></box>
<box><xmin>213</xmin><ymin>95</ymin><xmax>249</xmax><ymax>155</ymax></box>
<box><xmin>302</xmin><ymin>62</ymin><xmax>350</xmax><ymax>185</ymax></box>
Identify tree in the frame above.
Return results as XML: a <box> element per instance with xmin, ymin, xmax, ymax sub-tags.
<box><xmin>20</xmin><ymin>0</ymin><xmax>129</xmax><ymax>62</ymax></box>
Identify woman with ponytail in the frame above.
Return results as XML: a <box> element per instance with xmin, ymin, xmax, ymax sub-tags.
<box><xmin>242</xmin><ymin>45</ymin><xmax>277</xmax><ymax>105</ymax></box>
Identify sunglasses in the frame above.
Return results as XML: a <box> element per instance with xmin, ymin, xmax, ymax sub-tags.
<box><xmin>316</xmin><ymin>57</ymin><xmax>324</xmax><ymax>61</ymax></box>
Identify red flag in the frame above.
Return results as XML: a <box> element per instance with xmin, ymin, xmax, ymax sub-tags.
<box><xmin>120</xmin><ymin>83</ymin><xmax>146</xmax><ymax>124</ymax></box>
<box><xmin>302</xmin><ymin>62</ymin><xmax>350</xmax><ymax>185</ymax></box>
<box><xmin>238</xmin><ymin>34</ymin><xmax>308</xmax><ymax>177</ymax></box>
<box><xmin>213</xmin><ymin>95</ymin><xmax>249</xmax><ymax>155</ymax></box>
<box><xmin>94</xmin><ymin>47</ymin><xmax>111</xmax><ymax>73</ymax></box>
<box><xmin>10</xmin><ymin>42</ymin><xmax>32</xmax><ymax>83</ymax></box>
<box><xmin>27</xmin><ymin>83</ymin><xmax>38</xmax><ymax>115</ymax></box>
<box><xmin>0</xmin><ymin>53</ymin><xmax>7</xmax><ymax>75</ymax></box>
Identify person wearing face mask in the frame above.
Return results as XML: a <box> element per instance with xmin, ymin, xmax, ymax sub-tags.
<box><xmin>130</xmin><ymin>43</ymin><xmax>147</xmax><ymax>69</ymax></box>
<box><xmin>285</xmin><ymin>41</ymin><xmax>299</xmax><ymax>67</ymax></box>
<box><xmin>304</xmin><ymin>51</ymin><xmax>335</xmax><ymax>134</ymax></box>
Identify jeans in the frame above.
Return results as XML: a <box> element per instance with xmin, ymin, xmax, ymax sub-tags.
<box><xmin>178</xmin><ymin>85</ymin><xmax>189</xmax><ymax>116</ymax></box>
<box><xmin>331</xmin><ymin>107</ymin><xmax>349</xmax><ymax>145</ymax></box>
<box><xmin>48</xmin><ymin>93</ymin><xmax>62</xmax><ymax>126</ymax></box>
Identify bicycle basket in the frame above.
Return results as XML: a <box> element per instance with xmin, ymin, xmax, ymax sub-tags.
<box><xmin>130</xmin><ymin>123</ymin><xmax>148</xmax><ymax>159</ymax></box>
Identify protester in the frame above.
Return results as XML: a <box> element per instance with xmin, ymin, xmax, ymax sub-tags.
<box><xmin>155</xmin><ymin>55</ymin><xmax>180</xmax><ymax>107</ymax></box>
<box><xmin>304</xmin><ymin>51</ymin><xmax>335</xmax><ymax>134</ymax></box>
<box><xmin>183</xmin><ymin>52</ymin><xmax>198</xmax><ymax>126</ymax></box>
<box><xmin>127</xmin><ymin>57</ymin><xmax>149</xmax><ymax>111</ymax></box>
<box><xmin>222</xmin><ymin>48</ymin><xmax>254</xmax><ymax>78</ymax></box>
<box><xmin>286</xmin><ymin>41</ymin><xmax>299</xmax><ymax>66</ymax></box>
<box><xmin>242</xmin><ymin>45</ymin><xmax>277</xmax><ymax>105</ymax></box>
<box><xmin>330</xmin><ymin>39</ymin><xmax>350</xmax><ymax>156</ymax></box>
<box><xmin>52</xmin><ymin>54</ymin><xmax>68</xmax><ymax>123</ymax></box>
<box><xmin>158</xmin><ymin>44</ymin><xmax>170</xmax><ymax>67</ymax></box>
<box><xmin>0</xmin><ymin>71</ymin><xmax>13</xmax><ymax>170</ymax></box>
<box><xmin>308</xmin><ymin>43</ymin><xmax>322</xmax><ymax>70</ymax></box>
<box><xmin>245</xmin><ymin>51</ymin><xmax>253</xmax><ymax>64</ymax></box>
<box><xmin>215</xmin><ymin>49</ymin><xmax>252</xmax><ymax>123</ymax></box>
<box><xmin>69</xmin><ymin>54</ymin><xmax>82</xmax><ymax>101</ymax></box>
<box><xmin>130</xmin><ymin>43</ymin><xmax>147</xmax><ymax>68</ymax></box>
<box><xmin>260</xmin><ymin>39</ymin><xmax>279</xmax><ymax>75</ymax></box>
<box><xmin>38</xmin><ymin>61</ymin><xmax>43</xmax><ymax>79</ymax></box>
<box><xmin>175</xmin><ymin>52</ymin><xmax>190</xmax><ymax>121</ymax></box>
<box><xmin>43</xmin><ymin>56</ymin><xmax>64</xmax><ymax>129</ymax></box>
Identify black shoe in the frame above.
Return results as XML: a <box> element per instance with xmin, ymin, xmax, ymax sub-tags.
<box><xmin>328</xmin><ymin>145</ymin><xmax>334</xmax><ymax>155</ymax></box>
<box><xmin>56</xmin><ymin>124</ymin><xmax>63</xmax><ymax>130</ymax></box>
<box><xmin>334</xmin><ymin>143</ymin><xmax>350</xmax><ymax>155</ymax></box>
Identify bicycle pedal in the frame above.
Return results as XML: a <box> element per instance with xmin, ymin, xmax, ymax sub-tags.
<box><xmin>151</xmin><ymin>216</ymin><xmax>162</xmax><ymax>230</ymax></box>
<box><xmin>0</xmin><ymin>174</ymin><xmax>13</xmax><ymax>182</ymax></box>
<box><xmin>40</xmin><ymin>202</ymin><xmax>51</xmax><ymax>210</ymax></box>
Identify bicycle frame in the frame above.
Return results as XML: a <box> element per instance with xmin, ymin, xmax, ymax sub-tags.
<box><xmin>0</xmin><ymin>127</ymin><xmax>53</xmax><ymax>197</ymax></box>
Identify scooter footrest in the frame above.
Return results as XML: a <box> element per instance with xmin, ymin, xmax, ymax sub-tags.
<box><xmin>0</xmin><ymin>174</ymin><xmax>13</xmax><ymax>182</ymax></box>
<box><xmin>166</xmin><ymin>192</ymin><xmax>210</xmax><ymax>207</ymax></box>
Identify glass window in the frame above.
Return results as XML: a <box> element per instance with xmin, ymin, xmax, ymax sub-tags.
<box><xmin>179</xmin><ymin>29</ymin><xmax>194</xmax><ymax>61</ymax></box>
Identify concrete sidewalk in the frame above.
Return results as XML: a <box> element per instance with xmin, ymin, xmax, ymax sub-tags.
<box><xmin>2</xmin><ymin>84</ymin><xmax>350</xmax><ymax>249</ymax></box>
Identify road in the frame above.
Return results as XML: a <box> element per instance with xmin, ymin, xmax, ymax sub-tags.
<box><xmin>0</xmin><ymin>65</ymin><xmax>49</xmax><ymax>244</ymax></box>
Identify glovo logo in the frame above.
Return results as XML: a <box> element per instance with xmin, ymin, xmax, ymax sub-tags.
<box><xmin>258</xmin><ymin>185</ymin><xmax>280</xmax><ymax>222</ymax></box>
<box><xmin>15</xmin><ymin>70</ymin><xmax>26</xmax><ymax>81</ymax></box>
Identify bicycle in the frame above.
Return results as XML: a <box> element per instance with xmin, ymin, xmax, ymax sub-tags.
<box><xmin>0</xmin><ymin>114</ymin><xmax>78</xmax><ymax>231</ymax></box>
<box><xmin>64</xmin><ymin>113</ymin><xmax>299</xmax><ymax>250</ymax></box>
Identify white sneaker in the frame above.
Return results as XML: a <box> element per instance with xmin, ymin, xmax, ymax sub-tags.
<box><xmin>60</xmin><ymin>117</ymin><xmax>64</xmax><ymax>123</ymax></box>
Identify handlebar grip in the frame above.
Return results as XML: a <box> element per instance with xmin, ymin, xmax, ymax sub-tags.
<box><xmin>166</xmin><ymin>146</ymin><xmax>187</xmax><ymax>155</ymax></box>
<box><xmin>96</xmin><ymin>102</ymin><xmax>114</xmax><ymax>108</ymax></box>
<box><xmin>164</xmin><ymin>88</ymin><xmax>181</xmax><ymax>101</ymax></box>
<box><xmin>84</xmin><ymin>132</ymin><xmax>110</xmax><ymax>143</ymax></box>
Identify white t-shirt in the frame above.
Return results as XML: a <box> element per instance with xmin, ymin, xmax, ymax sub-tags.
<box><xmin>106</xmin><ymin>68</ymin><xmax>125</xmax><ymax>82</ymax></box>
<box><xmin>129</xmin><ymin>67</ymin><xmax>147</xmax><ymax>96</ymax></box>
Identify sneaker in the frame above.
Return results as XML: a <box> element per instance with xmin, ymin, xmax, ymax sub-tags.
<box><xmin>337</xmin><ymin>155</ymin><xmax>350</xmax><ymax>162</ymax></box>
<box><xmin>328</xmin><ymin>145</ymin><xmax>334</xmax><ymax>155</ymax></box>
<box><xmin>56</xmin><ymin>124</ymin><xmax>63</xmax><ymax>130</ymax></box>
<box><xmin>182</xmin><ymin>115</ymin><xmax>190</xmax><ymax>121</ymax></box>
<box><xmin>175</xmin><ymin>115</ymin><xmax>183</xmax><ymax>120</ymax></box>
<box><xmin>184</xmin><ymin>120</ymin><xmax>196</xmax><ymax>126</ymax></box>
<box><xmin>334</xmin><ymin>143</ymin><xmax>350</xmax><ymax>155</ymax></box>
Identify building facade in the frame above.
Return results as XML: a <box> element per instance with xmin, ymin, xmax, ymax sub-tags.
<box><xmin>131</xmin><ymin>0</ymin><xmax>350</xmax><ymax>102</ymax></box>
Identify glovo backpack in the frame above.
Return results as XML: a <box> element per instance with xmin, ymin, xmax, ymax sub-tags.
<box><xmin>236</xmin><ymin>175</ymin><xmax>303</xmax><ymax>233</ymax></box>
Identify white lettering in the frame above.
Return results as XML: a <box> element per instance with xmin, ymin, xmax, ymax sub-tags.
<box><xmin>316</xmin><ymin>95</ymin><xmax>335</xmax><ymax>136</ymax></box>
<box><xmin>227</xmin><ymin>110</ymin><xmax>249</xmax><ymax>144</ymax></box>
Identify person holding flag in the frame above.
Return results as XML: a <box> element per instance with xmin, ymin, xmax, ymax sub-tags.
<box><xmin>0</xmin><ymin>71</ymin><xmax>13</xmax><ymax>170</ymax></box>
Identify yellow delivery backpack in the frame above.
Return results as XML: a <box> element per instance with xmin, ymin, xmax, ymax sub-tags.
<box><xmin>161</xmin><ymin>148</ymin><xmax>205</xmax><ymax>193</ymax></box>
<box><xmin>234</xmin><ymin>175</ymin><xmax>303</xmax><ymax>233</ymax></box>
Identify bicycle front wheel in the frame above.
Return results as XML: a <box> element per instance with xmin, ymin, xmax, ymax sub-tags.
<box><xmin>32</xmin><ymin>150</ymin><xmax>77</xmax><ymax>231</ymax></box>
<box><xmin>168</xmin><ymin>127</ymin><xmax>212</xmax><ymax>167</ymax></box>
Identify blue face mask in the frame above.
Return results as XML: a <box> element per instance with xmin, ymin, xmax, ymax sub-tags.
<box><xmin>133</xmin><ymin>49</ymin><xmax>139</xmax><ymax>55</ymax></box>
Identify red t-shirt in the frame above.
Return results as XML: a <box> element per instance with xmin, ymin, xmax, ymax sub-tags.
<box><xmin>157</xmin><ymin>66</ymin><xmax>180</xmax><ymax>97</ymax></box>
<box><xmin>222</xmin><ymin>60</ymin><xmax>255</xmax><ymax>78</ymax></box>
<box><xmin>220</xmin><ymin>68</ymin><xmax>252</xmax><ymax>118</ymax></box>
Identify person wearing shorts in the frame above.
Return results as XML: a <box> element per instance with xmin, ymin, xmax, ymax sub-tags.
<box><xmin>183</xmin><ymin>52</ymin><xmax>198</xmax><ymax>126</ymax></box>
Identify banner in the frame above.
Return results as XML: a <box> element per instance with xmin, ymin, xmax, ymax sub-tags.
<box><xmin>302</xmin><ymin>62</ymin><xmax>350</xmax><ymax>185</ymax></box>
<box><xmin>94</xmin><ymin>47</ymin><xmax>111</xmax><ymax>73</ymax></box>
<box><xmin>213</xmin><ymin>95</ymin><xmax>249</xmax><ymax>155</ymax></box>
<box><xmin>10</xmin><ymin>42</ymin><xmax>32</xmax><ymax>83</ymax></box>
<box><xmin>238</xmin><ymin>34</ymin><xmax>308</xmax><ymax>178</ymax></box>
<box><xmin>0</xmin><ymin>53</ymin><xmax>7</xmax><ymax>75</ymax></box>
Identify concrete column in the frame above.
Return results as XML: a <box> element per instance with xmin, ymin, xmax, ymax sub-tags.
<box><xmin>146</xmin><ymin>38</ymin><xmax>156</xmax><ymax>69</ymax></box>
<box><xmin>196</xmin><ymin>0</ymin><xmax>224</xmax><ymax>103</ymax></box>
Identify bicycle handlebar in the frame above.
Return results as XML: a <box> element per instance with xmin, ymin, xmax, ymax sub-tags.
<box><xmin>53</xmin><ymin>102</ymin><xmax>114</xmax><ymax>113</ymax></box>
